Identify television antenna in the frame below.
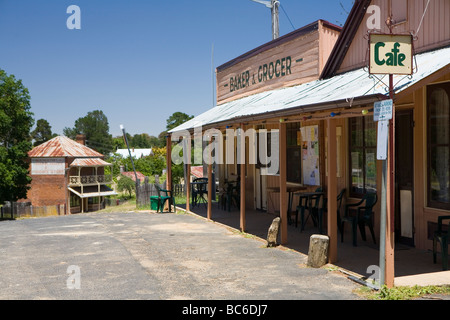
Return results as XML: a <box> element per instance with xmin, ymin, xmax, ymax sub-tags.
<box><xmin>251</xmin><ymin>0</ymin><xmax>280</xmax><ymax>40</ymax></box>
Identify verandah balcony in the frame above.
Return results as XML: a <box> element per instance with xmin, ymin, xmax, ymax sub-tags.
<box><xmin>69</xmin><ymin>174</ymin><xmax>113</xmax><ymax>186</ymax></box>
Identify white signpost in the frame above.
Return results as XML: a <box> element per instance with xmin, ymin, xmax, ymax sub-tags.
<box><xmin>374</xmin><ymin>99</ymin><xmax>393</xmax><ymax>161</ymax></box>
<box><xmin>374</xmin><ymin>99</ymin><xmax>393</xmax><ymax>122</ymax></box>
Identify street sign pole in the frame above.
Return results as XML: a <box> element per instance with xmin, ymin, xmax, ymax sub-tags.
<box><xmin>375</xmin><ymin>101</ymin><xmax>391</xmax><ymax>289</ymax></box>
<box><xmin>385</xmin><ymin>74</ymin><xmax>395</xmax><ymax>288</ymax></box>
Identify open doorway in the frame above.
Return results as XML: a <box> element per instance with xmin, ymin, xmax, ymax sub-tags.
<box><xmin>395</xmin><ymin>109</ymin><xmax>415</xmax><ymax>246</ymax></box>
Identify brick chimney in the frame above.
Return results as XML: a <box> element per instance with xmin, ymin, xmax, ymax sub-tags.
<box><xmin>76</xmin><ymin>134</ymin><xmax>86</xmax><ymax>145</ymax></box>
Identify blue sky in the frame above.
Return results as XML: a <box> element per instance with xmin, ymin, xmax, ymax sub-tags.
<box><xmin>0</xmin><ymin>0</ymin><xmax>354</xmax><ymax>137</ymax></box>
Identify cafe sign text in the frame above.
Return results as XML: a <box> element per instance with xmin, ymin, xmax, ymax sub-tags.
<box><xmin>369</xmin><ymin>34</ymin><xmax>413</xmax><ymax>75</ymax></box>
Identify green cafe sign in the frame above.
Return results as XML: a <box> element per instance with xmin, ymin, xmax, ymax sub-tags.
<box><xmin>369</xmin><ymin>34</ymin><xmax>413</xmax><ymax>75</ymax></box>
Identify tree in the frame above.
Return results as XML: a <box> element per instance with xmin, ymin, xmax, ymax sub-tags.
<box><xmin>63</xmin><ymin>110</ymin><xmax>113</xmax><ymax>155</ymax></box>
<box><xmin>112</xmin><ymin>135</ymin><xmax>126</xmax><ymax>151</ymax></box>
<box><xmin>0</xmin><ymin>69</ymin><xmax>34</xmax><ymax>203</ymax></box>
<box><xmin>117</xmin><ymin>174</ymin><xmax>135</xmax><ymax>199</ymax></box>
<box><xmin>31</xmin><ymin>119</ymin><xmax>55</xmax><ymax>146</ymax></box>
<box><xmin>166</xmin><ymin>112</ymin><xmax>193</xmax><ymax>131</ymax></box>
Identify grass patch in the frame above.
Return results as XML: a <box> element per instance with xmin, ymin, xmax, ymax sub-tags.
<box><xmin>357</xmin><ymin>285</ymin><xmax>450</xmax><ymax>300</ymax></box>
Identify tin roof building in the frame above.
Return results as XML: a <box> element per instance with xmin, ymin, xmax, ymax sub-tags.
<box><xmin>26</xmin><ymin>135</ymin><xmax>117</xmax><ymax>214</ymax></box>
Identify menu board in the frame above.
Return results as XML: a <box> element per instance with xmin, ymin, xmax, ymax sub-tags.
<box><xmin>300</xmin><ymin>125</ymin><xmax>320</xmax><ymax>186</ymax></box>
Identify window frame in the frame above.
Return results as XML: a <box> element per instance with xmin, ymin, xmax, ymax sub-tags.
<box><xmin>348</xmin><ymin>116</ymin><xmax>377</xmax><ymax>198</ymax></box>
<box><xmin>427</xmin><ymin>81</ymin><xmax>450</xmax><ymax>210</ymax></box>
<box><xmin>286</xmin><ymin>122</ymin><xmax>302</xmax><ymax>184</ymax></box>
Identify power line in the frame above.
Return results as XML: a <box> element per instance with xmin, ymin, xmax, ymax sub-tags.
<box><xmin>280</xmin><ymin>4</ymin><xmax>295</xmax><ymax>31</ymax></box>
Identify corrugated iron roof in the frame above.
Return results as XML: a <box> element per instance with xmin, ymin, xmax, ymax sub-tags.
<box><xmin>169</xmin><ymin>46</ymin><xmax>450</xmax><ymax>133</ymax></box>
<box><xmin>28</xmin><ymin>136</ymin><xmax>104</xmax><ymax>158</ymax></box>
<box><xmin>121</xmin><ymin>171</ymin><xmax>147</xmax><ymax>182</ymax></box>
<box><xmin>70</xmin><ymin>158</ymin><xmax>111</xmax><ymax>167</ymax></box>
<box><xmin>191</xmin><ymin>166</ymin><xmax>204</xmax><ymax>178</ymax></box>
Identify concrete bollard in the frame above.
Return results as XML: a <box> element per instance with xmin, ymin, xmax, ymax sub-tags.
<box><xmin>307</xmin><ymin>234</ymin><xmax>330</xmax><ymax>268</ymax></box>
<box><xmin>266</xmin><ymin>217</ymin><xmax>281</xmax><ymax>247</ymax></box>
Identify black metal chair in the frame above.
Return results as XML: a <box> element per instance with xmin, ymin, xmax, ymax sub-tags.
<box><xmin>221</xmin><ymin>181</ymin><xmax>240</xmax><ymax>211</ymax></box>
<box><xmin>336</xmin><ymin>188</ymin><xmax>346</xmax><ymax>234</ymax></box>
<box><xmin>341</xmin><ymin>192</ymin><xmax>377</xmax><ymax>246</ymax></box>
<box><xmin>297</xmin><ymin>187</ymin><xmax>323</xmax><ymax>231</ymax></box>
<box><xmin>320</xmin><ymin>188</ymin><xmax>346</xmax><ymax>235</ymax></box>
<box><xmin>433</xmin><ymin>215</ymin><xmax>450</xmax><ymax>270</ymax></box>
<box><xmin>192</xmin><ymin>178</ymin><xmax>208</xmax><ymax>207</ymax></box>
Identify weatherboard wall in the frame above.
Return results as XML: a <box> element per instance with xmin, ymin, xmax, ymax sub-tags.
<box><xmin>338</xmin><ymin>0</ymin><xmax>450</xmax><ymax>74</ymax></box>
<box><xmin>216</xmin><ymin>20</ymin><xmax>341</xmax><ymax>104</ymax></box>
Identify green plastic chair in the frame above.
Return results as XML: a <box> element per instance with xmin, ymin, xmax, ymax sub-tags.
<box><xmin>155</xmin><ymin>184</ymin><xmax>176</xmax><ymax>213</ymax></box>
<box><xmin>341</xmin><ymin>192</ymin><xmax>377</xmax><ymax>246</ymax></box>
<box><xmin>433</xmin><ymin>215</ymin><xmax>450</xmax><ymax>271</ymax></box>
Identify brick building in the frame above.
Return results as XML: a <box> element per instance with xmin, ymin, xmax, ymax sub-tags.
<box><xmin>27</xmin><ymin>135</ymin><xmax>117</xmax><ymax>214</ymax></box>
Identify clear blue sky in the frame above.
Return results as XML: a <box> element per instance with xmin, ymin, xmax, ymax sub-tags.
<box><xmin>0</xmin><ymin>0</ymin><xmax>354</xmax><ymax>138</ymax></box>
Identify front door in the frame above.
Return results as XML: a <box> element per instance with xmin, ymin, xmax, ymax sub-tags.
<box><xmin>395</xmin><ymin>109</ymin><xmax>414</xmax><ymax>246</ymax></box>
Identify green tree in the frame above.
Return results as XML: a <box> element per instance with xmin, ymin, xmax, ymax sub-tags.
<box><xmin>112</xmin><ymin>136</ymin><xmax>126</xmax><ymax>151</ymax></box>
<box><xmin>117</xmin><ymin>174</ymin><xmax>135</xmax><ymax>199</ymax></box>
<box><xmin>166</xmin><ymin>111</ymin><xmax>194</xmax><ymax>131</ymax></box>
<box><xmin>31</xmin><ymin>119</ymin><xmax>56</xmax><ymax>146</ymax></box>
<box><xmin>0</xmin><ymin>69</ymin><xmax>34</xmax><ymax>203</ymax></box>
<box><xmin>63</xmin><ymin>110</ymin><xmax>113</xmax><ymax>155</ymax></box>
<box><xmin>131</xmin><ymin>133</ymin><xmax>153</xmax><ymax>148</ymax></box>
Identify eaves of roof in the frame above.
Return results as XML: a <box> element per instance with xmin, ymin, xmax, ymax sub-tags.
<box><xmin>320</xmin><ymin>0</ymin><xmax>372</xmax><ymax>79</ymax></box>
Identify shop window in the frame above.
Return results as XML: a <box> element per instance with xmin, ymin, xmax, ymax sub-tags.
<box><xmin>287</xmin><ymin>122</ymin><xmax>302</xmax><ymax>184</ymax></box>
<box><xmin>349</xmin><ymin>116</ymin><xmax>377</xmax><ymax>197</ymax></box>
<box><xmin>391</xmin><ymin>0</ymin><xmax>407</xmax><ymax>24</ymax></box>
<box><xmin>427</xmin><ymin>82</ymin><xmax>450</xmax><ymax>210</ymax></box>
<box><xmin>88</xmin><ymin>197</ymin><xmax>100</xmax><ymax>204</ymax></box>
<box><xmin>70</xmin><ymin>195</ymin><xmax>80</xmax><ymax>207</ymax></box>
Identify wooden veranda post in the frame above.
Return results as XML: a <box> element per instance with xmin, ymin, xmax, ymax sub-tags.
<box><xmin>279</xmin><ymin>121</ymin><xmax>288</xmax><ymax>244</ymax></box>
<box><xmin>207</xmin><ymin>134</ymin><xmax>213</xmax><ymax>221</ymax></box>
<box><xmin>185</xmin><ymin>136</ymin><xmax>191</xmax><ymax>212</ymax></box>
<box><xmin>166</xmin><ymin>134</ymin><xmax>172</xmax><ymax>193</ymax></box>
<box><xmin>327</xmin><ymin>119</ymin><xmax>338</xmax><ymax>263</ymax></box>
<box><xmin>240</xmin><ymin>124</ymin><xmax>246</xmax><ymax>232</ymax></box>
<box><xmin>385</xmin><ymin>74</ymin><xmax>395</xmax><ymax>288</ymax></box>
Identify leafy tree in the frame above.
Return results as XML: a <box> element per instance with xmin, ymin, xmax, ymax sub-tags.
<box><xmin>112</xmin><ymin>136</ymin><xmax>126</xmax><ymax>151</ymax></box>
<box><xmin>166</xmin><ymin>111</ymin><xmax>193</xmax><ymax>131</ymax></box>
<box><xmin>117</xmin><ymin>174</ymin><xmax>135</xmax><ymax>199</ymax></box>
<box><xmin>0</xmin><ymin>69</ymin><xmax>34</xmax><ymax>203</ymax></box>
<box><xmin>31</xmin><ymin>119</ymin><xmax>56</xmax><ymax>146</ymax></box>
<box><xmin>131</xmin><ymin>133</ymin><xmax>152</xmax><ymax>148</ymax></box>
<box><xmin>63</xmin><ymin>110</ymin><xmax>113</xmax><ymax>155</ymax></box>
<box><xmin>158</xmin><ymin>130</ymin><xmax>168</xmax><ymax>147</ymax></box>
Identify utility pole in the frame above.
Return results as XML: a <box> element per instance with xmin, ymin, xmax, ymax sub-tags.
<box><xmin>271</xmin><ymin>0</ymin><xmax>279</xmax><ymax>40</ymax></box>
<box><xmin>251</xmin><ymin>0</ymin><xmax>280</xmax><ymax>40</ymax></box>
<box><xmin>120</xmin><ymin>124</ymin><xmax>138</xmax><ymax>183</ymax></box>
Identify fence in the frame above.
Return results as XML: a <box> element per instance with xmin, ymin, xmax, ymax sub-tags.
<box><xmin>135</xmin><ymin>176</ymin><xmax>185</xmax><ymax>208</ymax></box>
<box><xmin>1</xmin><ymin>202</ymin><xmax>65</xmax><ymax>219</ymax></box>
